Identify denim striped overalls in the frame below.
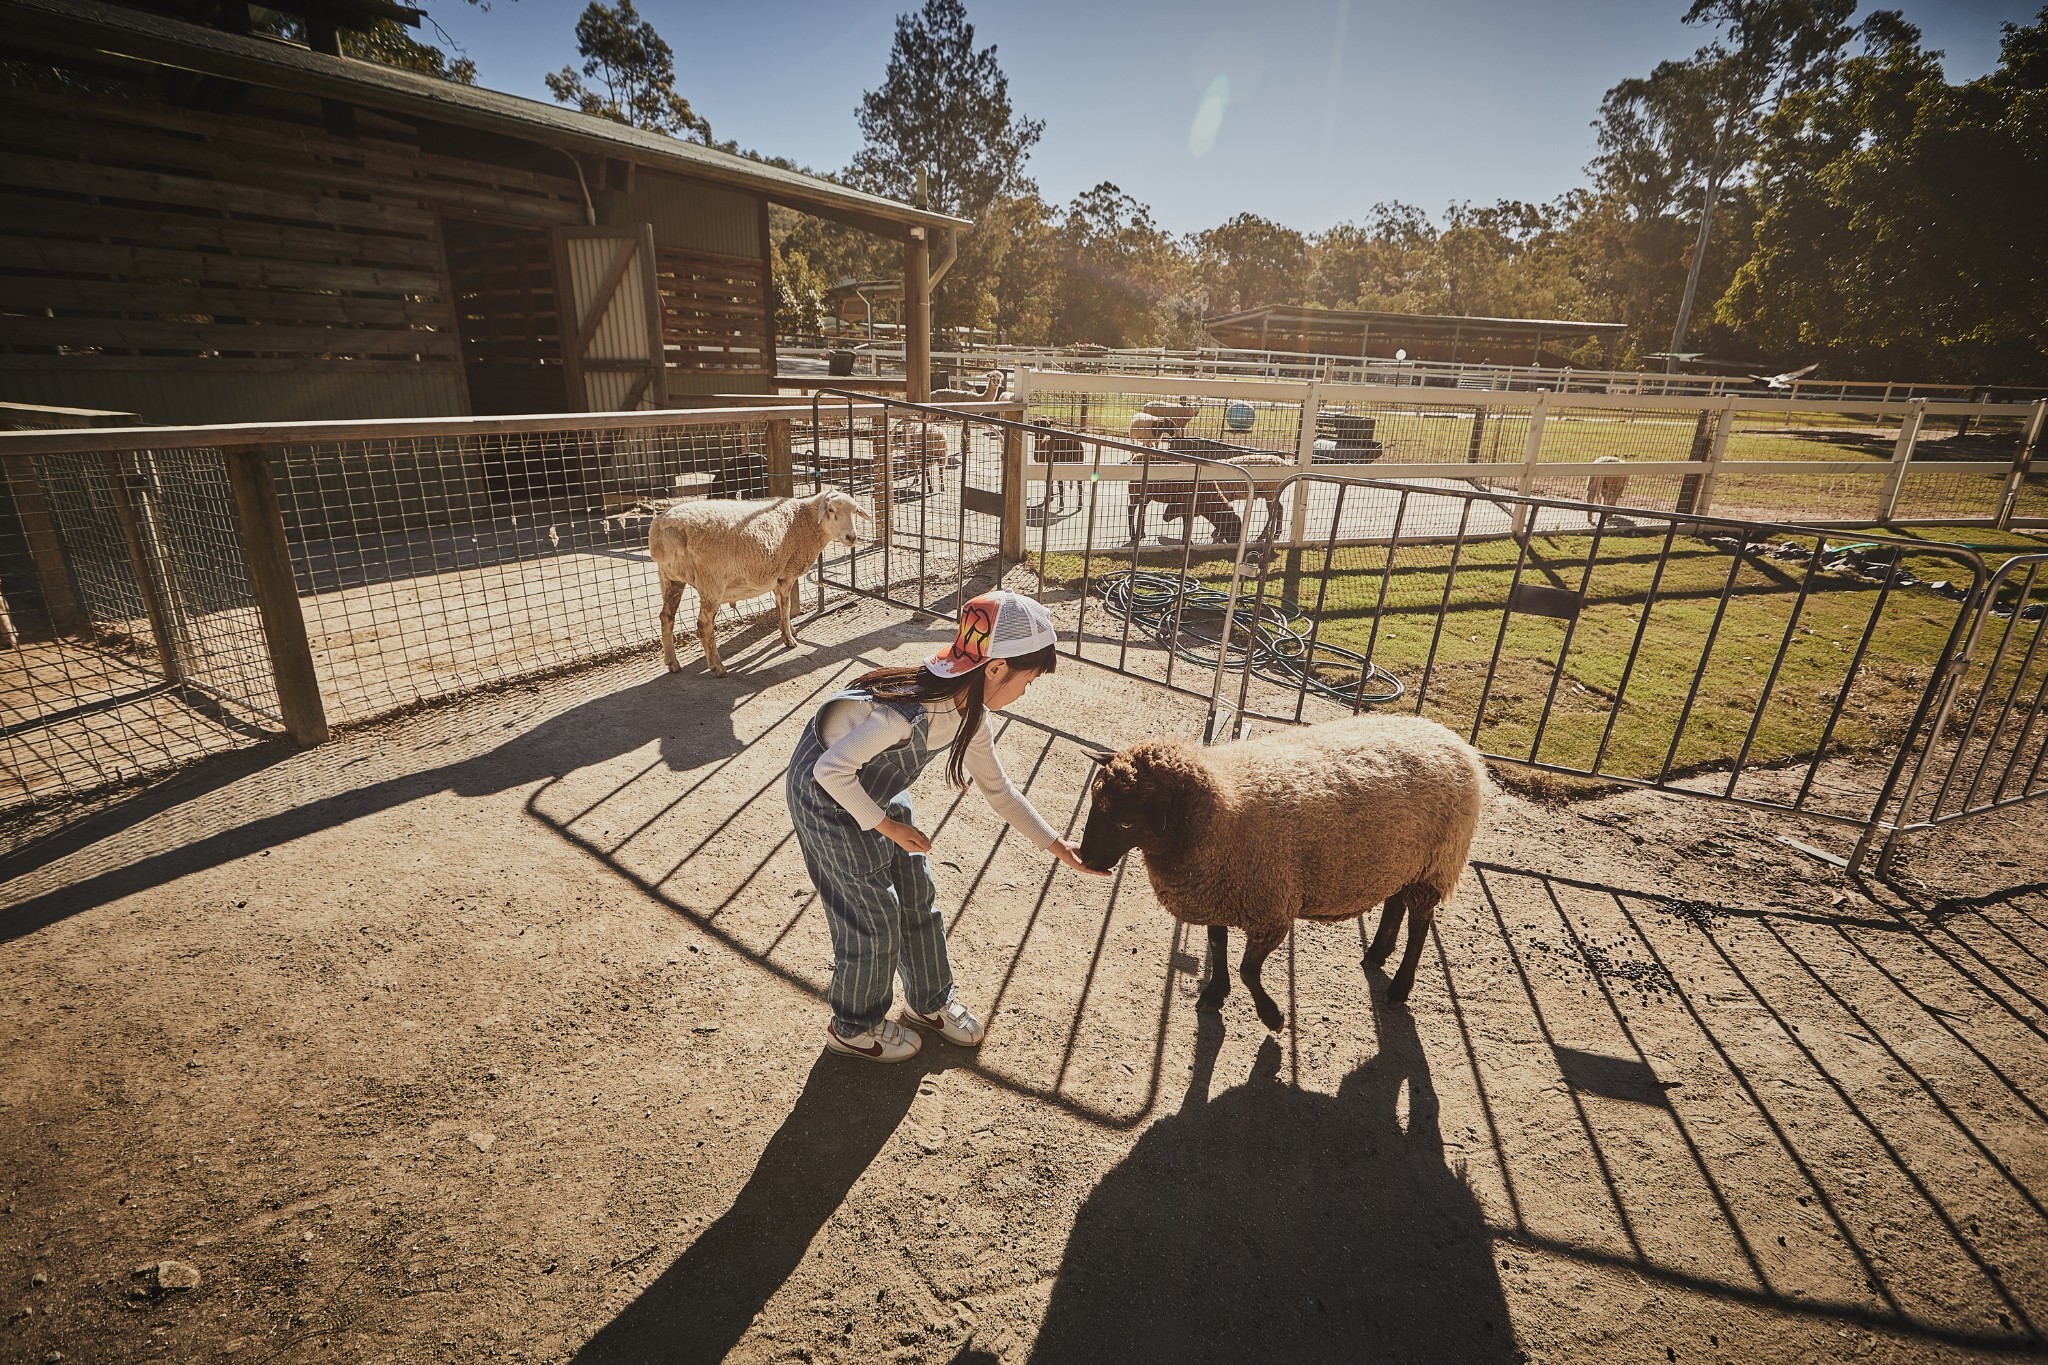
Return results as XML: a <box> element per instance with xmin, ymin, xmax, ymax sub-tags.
<box><xmin>785</xmin><ymin>688</ymin><xmax>953</xmax><ymax>1036</ymax></box>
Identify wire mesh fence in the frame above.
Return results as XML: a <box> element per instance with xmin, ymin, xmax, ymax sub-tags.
<box><xmin>2</xmin><ymin>386</ymin><xmax>2041</xmax><ymax>868</ymax></box>
<box><xmin>1019</xmin><ymin>372</ymin><xmax>2047</xmax><ymax>543</ymax></box>
<box><xmin>0</xmin><ymin>408</ymin><xmax>852</xmax><ymax>850</ymax></box>
<box><xmin>276</xmin><ymin>421</ymin><xmax>771</xmax><ymax>725</ymax></box>
<box><xmin>1</xmin><ymin>446</ymin><xmax>275</xmax><ymax>826</ymax></box>
<box><xmin>804</xmin><ymin>390</ymin><xmax>1015</xmax><ymax>622</ymax></box>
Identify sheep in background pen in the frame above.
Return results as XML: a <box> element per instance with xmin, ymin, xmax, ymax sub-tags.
<box><xmin>1129</xmin><ymin>399</ymin><xmax>1200</xmax><ymax>447</ymax></box>
<box><xmin>1585</xmin><ymin>455</ymin><xmax>1630</xmax><ymax>521</ymax></box>
<box><xmin>1077</xmin><ymin>714</ymin><xmax>1487</xmax><ymax>1025</ymax></box>
<box><xmin>1125</xmin><ymin>446</ymin><xmax>1289</xmax><ymax>548</ymax></box>
<box><xmin>930</xmin><ymin>370</ymin><xmax>1006</xmax><ymax>403</ymax></box>
<box><xmin>650</xmin><ymin>487</ymin><xmax>868</xmax><ymax>675</ymax></box>
<box><xmin>1031</xmin><ymin>419</ymin><xmax>1085</xmax><ymax>516</ymax></box>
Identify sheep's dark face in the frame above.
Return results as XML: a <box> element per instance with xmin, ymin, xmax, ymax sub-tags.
<box><xmin>1077</xmin><ymin>762</ymin><xmax>1139</xmax><ymax>872</ymax></box>
<box><xmin>1077</xmin><ymin>746</ymin><xmax>1165</xmax><ymax>872</ymax></box>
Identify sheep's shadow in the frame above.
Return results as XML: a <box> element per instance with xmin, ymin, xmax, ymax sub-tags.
<box><xmin>1029</xmin><ymin>999</ymin><xmax>1518</xmax><ymax>1363</ymax></box>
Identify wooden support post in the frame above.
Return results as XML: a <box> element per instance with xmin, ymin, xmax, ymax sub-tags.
<box><xmin>1692</xmin><ymin>396</ymin><xmax>1738</xmax><ymax>517</ymax></box>
<box><xmin>1000</xmin><ymin>418</ymin><xmax>1025</xmax><ymax>562</ymax></box>
<box><xmin>3</xmin><ymin>456</ymin><xmax>83</xmax><ymax>636</ymax></box>
<box><xmin>1288</xmin><ymin>382</ymin><xmax>1321</xmax><ymax>549</ymax></box>
<box><xmin>1673</xmin><ymin>404</ymin><xmax>1721</xmax><ymax>515</ymax></box>
<box><xmin>1877</xmin><ymin>399</ymin><xmax>1927</xmax><ymax>525</ymax></box>
<box><xmin>1465</xmin><ymin>405</ymin><xmax>1490</xmax><ymax>464</ymax></box>
<box><xmin>104</xmin><ymin>454</ymin><xmax>183</xmax><ymax>683</ymax></box>
<box><xmin>1509</xmin><ymin>391</ymin><xmax>1548</xmax><ymax>539</ymax></box>
<box><xmin>226</xmin><ymin>445</ymin><xmax>328</xmax><ymax>746</ymax></box>
<box><xmin>764</xmin><ymin>418</ymin><xmax>794</xmax><ymax>498</ymax></box>
<box><xmin>1997</xmin><ymin>399</ymin><xmax>2047</xmax><ymax>530</ymax></box>
<box><xmin>904</xmin><ymin>230</ymin><xmax>931</xmax><ymax>403</ymax></box>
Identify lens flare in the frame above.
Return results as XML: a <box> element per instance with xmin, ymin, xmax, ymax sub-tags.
<box><xmin>1188</xmin><ymin>75</ymin><xmax>1229</xmax><ymax>157</ymax></box>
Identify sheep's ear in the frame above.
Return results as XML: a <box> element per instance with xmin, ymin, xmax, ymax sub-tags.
<box><xmin>1081</xmin><ymin>747</ymin><xmax>1116</xmax><ymax>767</ymax></box>
<box><xmin>850</xmin><ymin>504</ymin><xmax>874</xmax><ymax>523</ymax></box>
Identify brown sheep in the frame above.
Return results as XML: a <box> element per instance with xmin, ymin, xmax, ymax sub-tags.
<box><xmin>1586</xmin><ymin>455</ymin><xmax>1630</xmax><ymax>520</ymax></box>
<box><xmin>1078</xmin><ymin>715</ymin><xmax>1487</xmax><ymax>1025</ymax></box>
<box><xmin>1126</xmin><ymin>445</ymin><xmax>1289</xmax><ymax>547</ymax></box>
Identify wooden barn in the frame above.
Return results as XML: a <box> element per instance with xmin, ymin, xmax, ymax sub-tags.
<box><xmin>0</xmin><ymin>0</ymin><xmax>967</xmax><ymax>424</ymax></box>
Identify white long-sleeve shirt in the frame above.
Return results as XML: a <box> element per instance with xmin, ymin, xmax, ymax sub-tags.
<box><xmin>811</xmin><ymin>695</ymin><xmax>1061</xmax><ymax>850</ymax></box>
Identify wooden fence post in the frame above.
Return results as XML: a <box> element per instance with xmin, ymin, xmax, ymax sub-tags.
<box><xmin>1509</xmin><ymin>390</ymin><xmax>1548</xmax><ymax>539</ymax></box>
<box><xmin>1877</xmin><ymin>399</ymin><xmax>1927</xmax><ymax>525</ymax></box>
<box><xmin>1996</xmin><ymin>399</ymin><xmax>2046</xmax><ymax>530</ymax></box>
<box><xmin>104</xmin><ymin>453</ymin><xmax>184</xmax><ymax>682</ymax></box>
<box><xmin>2</xmin><ymin>456</ymin><xmax>83</xmax><ymax>637</ymax></box>
<box><xmin>1288</xmin><ymin>381</ymin><xmax>1320</xmax><ymax>549</ymax></box>
<box><xmin>1000</xmin><ymin>415</ymin><xmax>1025</xmax><ymax>563</ymax></box>
<box><xmin>225</xmin><ymin>445</ymin><xmax>328</xmax><ymax>746</ymax></box>
<box><xmin>764</xmin><ymin>418</ymin><xmax>794</xmax><ymax>498</ymax></box>
<box><xmin>1692</xmin><ymin>396</ymin><xmax>1738</xmax><ymax>517</ymax></box>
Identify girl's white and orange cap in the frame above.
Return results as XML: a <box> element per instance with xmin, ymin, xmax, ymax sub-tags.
<box><xmin>924</xmin><ymin>590</ymin><xmax>1058</xmax><ymax>678</ymax></box>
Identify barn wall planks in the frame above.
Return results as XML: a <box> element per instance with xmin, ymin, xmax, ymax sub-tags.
<box><xmin>601</xmin><ymin>172</ymin><xmax>761</xmax><ymax>260</ymax></box>
<box><xmin>0</xmin><ymin>365</ymin><xmax>466</xmax><ymax>426</ymax></box>
<box><xmin>0</xmin><ymin>81</ymin><xmax>584</xmax><ymax>421</ymax></box>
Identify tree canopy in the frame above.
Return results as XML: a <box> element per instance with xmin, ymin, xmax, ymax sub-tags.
<box><xmin>545</xmin><ymin>0</ymin><xmax>712</xmax><ymax>142</ymax></box>
<box><xmin>754</xmin><ymin>0</ymin><xmax>2047</xmax><ymax>383</ymax></box>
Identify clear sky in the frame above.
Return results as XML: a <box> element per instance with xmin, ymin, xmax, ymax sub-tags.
<box><xmin>424</xmin><ymin>0</ymin><xmax>2039</xmax><ymax>236</ymax></box>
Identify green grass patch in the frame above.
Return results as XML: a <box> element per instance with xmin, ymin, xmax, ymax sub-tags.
<box><xmin>1035</xmin><ymin>526</ymin><xmax>2047</xmax><ymax>788</ymax></box>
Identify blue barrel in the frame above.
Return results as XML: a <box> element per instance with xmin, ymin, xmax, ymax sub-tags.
<box><xmin>1224</xmin><ymin>401</ymin><xmax>1256</xmax><ymax>432</ymax></box>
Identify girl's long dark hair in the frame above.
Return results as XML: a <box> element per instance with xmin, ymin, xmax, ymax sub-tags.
<box><xmin>851</xmin><ymin>643</ymin><xmax>1059</xmax><ymax>790</ymax></box>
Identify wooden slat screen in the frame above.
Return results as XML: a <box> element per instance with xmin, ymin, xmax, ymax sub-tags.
<box><xmin>654</xmin><ymin>247</ymin><xmax>770</xmax><ymax>375</ymax></box>
<box><xmin>0</xmin><ymin>84</ymin><xmax>585</xmax><ymax>376</ymax></box>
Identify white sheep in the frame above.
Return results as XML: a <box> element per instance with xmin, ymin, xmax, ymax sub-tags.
<box><xmin>1078</xmin><ymin>714</ymin><xmax>1486</xmax><ymax>1025</ymax></box>
<box><xmin>1129</xmin><ymin>400</ymin><xmax>1200</xmax><ymax>447</ymax></box>
<box><xmin>1586</xmin><ymin>455</ymin><xmax>1630</xmax><ymax>520</ymax></box>
<box><xmin>650</xmin><ymin>488</ymin><xmax>868</xmax><ymax>675</ymax></box>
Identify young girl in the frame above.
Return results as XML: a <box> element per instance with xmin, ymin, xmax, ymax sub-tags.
<box><xmin>786</xmin><ymin>589</ymin><xmax>1104</xmax><ymax>1063</ymax></box>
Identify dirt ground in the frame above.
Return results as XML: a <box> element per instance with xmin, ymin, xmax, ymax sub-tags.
<box><xmin>3</xmin><ymin>593</ymin><xmax>2046</xmax><ymax>1364</ymax></box>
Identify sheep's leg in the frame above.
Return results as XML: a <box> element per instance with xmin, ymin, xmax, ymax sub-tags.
<box><xmin>696</xmin><ymin>599</ymin><xmax>726</xmax><ymax>676</ymax></box>
<box><xmin>775</xmin><ymin>580</ymin><xmax>799</xmax><ymax>648</ymax></box>
<box><xmin>1363</xmin><ymin>890</ymin><xmax>1408</xmax><ymax>967</ymax></box>
<box><xmin>1239</xmin><ymin>925</ymin><xmax>1288</xmax><ymax>1032</ymax></box>
<box><xmin>1387</xmin><ymin>886</ymin><xmax>1442</xmax><ymax>1008</ymax></box>
<box><xmin>1196</xmin><ymin>925</ymin><xmax>1231</xmax><ymax>1011</ymax></box>
<box><xmin>659</xmin><ymin>577</ymin><xmax>685</xmax><ymax>673</ymax></box>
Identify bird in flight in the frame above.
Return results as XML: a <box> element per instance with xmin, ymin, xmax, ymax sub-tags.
<box><xmin>1749</xmin><ymin>362</ymin><xmax>1820</xmax><ymax>389</ymax></box>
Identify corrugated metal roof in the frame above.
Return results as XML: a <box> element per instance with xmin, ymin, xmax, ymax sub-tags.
<box><xmin>1205</xmin><ymin>306</ymin><xmax>1626</xmax><ymax>337</ymax></box>
<box><xmin>1</xmin><ymin>0</ymin><xmax>969</xmax><ymax>238</ymax></box>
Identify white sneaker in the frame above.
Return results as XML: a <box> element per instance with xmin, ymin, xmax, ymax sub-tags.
<box><xmin>824</xmin><ymin>1018</ymin><xmax>922</xmax><ymax>1063</ymax></box>
<box><xmin>903</xmin><ymin>1000</ymin><xmax>985</xmax><ymax>1047</ymax></box>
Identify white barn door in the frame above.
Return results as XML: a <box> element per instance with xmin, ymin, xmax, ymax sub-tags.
<box><xmin>552</xmin><ymin>225</ymin><xmax>668</xmax><ymax>412</ymax></box>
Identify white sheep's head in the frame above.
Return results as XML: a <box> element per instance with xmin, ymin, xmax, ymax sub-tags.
<box><xmin>814</xmin><ymin>487</ymin><xmax>870</xmax><ymax>547</ymax></box>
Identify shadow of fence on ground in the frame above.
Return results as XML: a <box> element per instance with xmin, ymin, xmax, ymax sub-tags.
<box><xmin>1441</xmin><ymin>861</ymin><xmax>2047</xmax><ymax>1356</ymax></box>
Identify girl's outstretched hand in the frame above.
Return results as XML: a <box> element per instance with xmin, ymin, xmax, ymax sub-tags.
<box><xmin>1050</xmin><ymin>838</ymin><xmax>1111</xmax><ymax>876</ymax></box>
<box><xmin>877</xmin><ymin>817</ymin><xmax>932</xmax><ymax>855</ymax></box>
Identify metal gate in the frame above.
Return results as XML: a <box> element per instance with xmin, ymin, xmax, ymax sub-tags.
<box><xmin>1878</xmin><ymin>552</ymin><xmax>2048</xmax><ymax>869</ymax></box>
<box><xmin>806</xmin><ymin>388</ymin><xmax>1269</xmax><ymax>740</ymax></box>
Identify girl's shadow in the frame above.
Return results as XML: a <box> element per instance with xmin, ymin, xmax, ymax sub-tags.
<box><xmin>573</xmin><ymin>1051</ymin><xmax>934</xmax><ymax>1363</ymax></box>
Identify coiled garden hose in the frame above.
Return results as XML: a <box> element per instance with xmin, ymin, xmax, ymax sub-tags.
<box><xmin>1092</xmin><ymin>569</ymin><xmax>1405</xmax><ymax>706</ymax></box>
